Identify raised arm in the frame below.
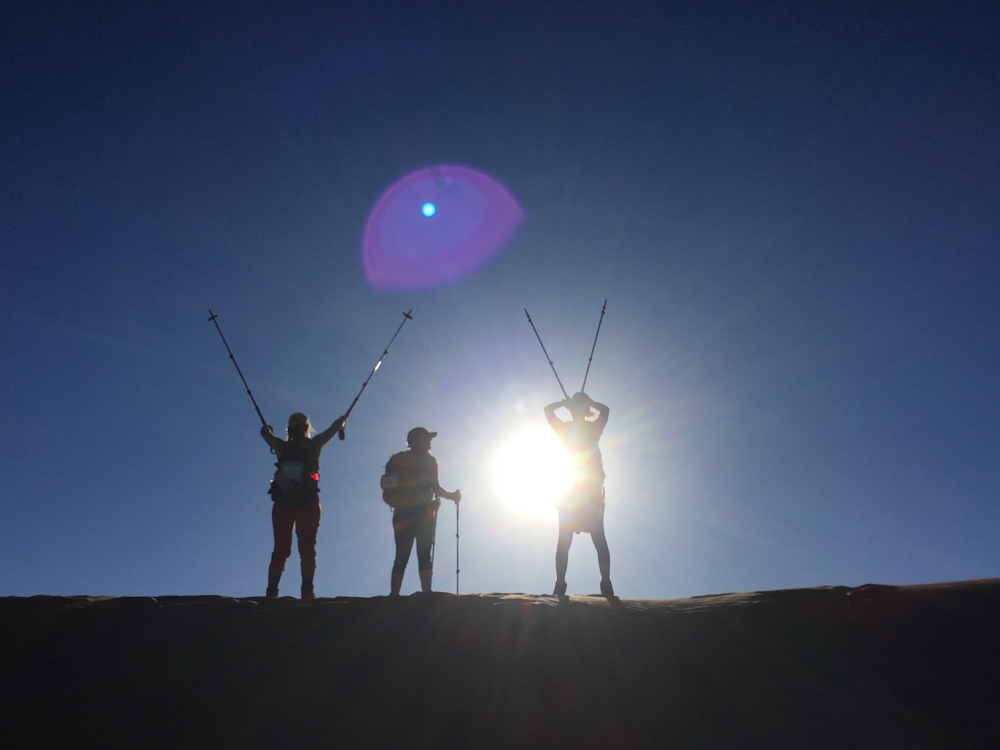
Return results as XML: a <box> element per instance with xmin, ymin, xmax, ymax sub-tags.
<box><xmin>544</xmin><ymin>399</ymin><xmax>569</xmax><ymax>429</ymax></box>
<box><xmin>589</xmin><ymin>398</ymin><xmax>610</xmax><ymax>430</ymax></box>
<box><xmin>260</xmin><ymin>424</ymin><xmax>284</xmax><ymax>454</ymax></box>
<box><xmin>313</xmin><ymin>415</ymin><xmax>348</xmax><ymax>447</ymax></box>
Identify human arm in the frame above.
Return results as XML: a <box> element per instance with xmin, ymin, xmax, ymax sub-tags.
<box><xmin>435</xmin><ymin>487</ymin><xmax>462</xmax><ymax>503</ymax></box>
<box><xmin>587</xmin><ymin>396</ymin><xmax>610</xmax><ymax>431</ymax></box>
<box><xmin>429</xmin><ymin>460</ymin><xmax>461</xmax><ymax>503</ymax></box>
<box><xmin>260</xmin><ymin>424</ymin><xmax>284</xmax><ymax>454</ymax></box>
<box><xmin>313</xmin><ymin>415</ymin><xmax>348</xmax><ymax>447</ymax></box>
<box><xmin>544</xmin><ymin>399</ymin><xmax>569</xmax><ymax>429</ymax></box>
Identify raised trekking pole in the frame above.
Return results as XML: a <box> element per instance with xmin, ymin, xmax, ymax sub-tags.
<box><xmin>338</xmin><ymin>309</ymin><xmax>414</xmax><ymax>440</ymax></box>
<box><xmin>524</xmin><ymin>309</ymin><xmax>569</xmax><ymax>400</ymax></box>
<box><xmin>207</xmin><ymin>310</ymin><xmax>269</xmax><ymax>428</ymax></box>
<box><xmin>580</xmin><ymin>299</ymin><xmax>607</xmax><ymax>393</ymax></box>
<box><xmin>455</xmin><ymin>499</ymin><xmax>460</xmax><ymax>595</ymax></box>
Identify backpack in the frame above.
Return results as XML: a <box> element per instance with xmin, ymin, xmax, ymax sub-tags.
<box><xmin>380</xmin><ymin>450</ymin><xmax>435</xmax><ymax>509</ymax></box>
<box><xmin>380</xmin><ymin>468</ymin><xmax>400</xmax><ymax>508</ymax></box>
<box><xmin>269</xmin><ymin>437</ymin><xmax>320</xmax><ymax>506</ymax></box>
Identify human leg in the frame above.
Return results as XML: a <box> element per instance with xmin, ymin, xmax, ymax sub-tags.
<box><xmin>554</xmin><ymin>514</ymin><xmax>574</xmax><ymax>595</ymax></box>
<box><xmin>415</xmin><ymin>504</ymin><xmax>436</xmax><ymax>592</ymax></box>
<box><xmin>590</xmin><ymin>506</ymin><xmax>613</xmax><ymax>597</ymax></box>
<box><xmin>268</xmin><ymin>504</ymin><xmax>296</xmax><ymax>596</ymax></box>
<box><xmin>391</xmin><ymin>507</ymin><xmax>418</xmax><ymax>595</ymax></box>
<box><xmin>591</xmin><ymin>528</ymin><xmax>612</xmax><ymax>590</ymax></box>
<box><xmin>295</xmin><ymin>501</ymin><xmax>321</xmax><ymax>599</ymax></box>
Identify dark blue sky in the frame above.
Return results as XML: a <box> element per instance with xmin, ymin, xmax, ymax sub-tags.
<box><xmin>2</xmin><ymin>0</ymin><xmax>997</xmax><ymax>597</ymax></box>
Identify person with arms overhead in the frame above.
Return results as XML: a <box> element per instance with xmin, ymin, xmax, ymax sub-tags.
<box><xmin>545</xmin><ymin>392</ymin><xmax>613</xmax><ymax>597</ymax></box>
<box><xmin>381</xmin><ymin>427</ymin><xmax>460</xmax><ymax>595</ymax></box>
<box><xmin>261</xmin><ymin>412</ymin><xmax>346</xmax><ymax>600</ymax></box>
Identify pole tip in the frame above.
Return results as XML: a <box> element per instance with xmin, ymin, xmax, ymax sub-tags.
<box><xmin>403</xmin><ymin>310</ymin><xmax>413</xmax><ymax>320</ymax></box>
<box><xmin>207</xmin><ymin>310</ymin><xmax>218</xmax><ymax>321</ymax></box>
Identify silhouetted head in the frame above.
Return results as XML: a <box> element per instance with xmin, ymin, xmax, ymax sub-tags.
<box><xmin>407</xmin><ymin>426</ymin><xmax>437</xmax><ymax>451</ymax></box>
<box><xmin>567</xmin><ymin>392</ymin><xmax>593</xmax><ymax>421</ymax></box>
<box><xmin>287</xmin><ymin>412</ymin><xmax>312</xmax><ymax>438</ymax></box>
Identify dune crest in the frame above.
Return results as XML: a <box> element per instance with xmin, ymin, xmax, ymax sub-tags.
<box><xmin>3</xmin><ymin>580</ymin><xmax>998</xmax><ymax>749</ymax></box>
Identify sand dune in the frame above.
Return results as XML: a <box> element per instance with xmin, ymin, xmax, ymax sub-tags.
<box><xmin>2</xmin><ymin>580</ymin><xmax>998</xmax><ymax>748</ymax></box>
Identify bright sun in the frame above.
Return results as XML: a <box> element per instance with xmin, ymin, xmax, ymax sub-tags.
<box><xmin>493</xmin><ymin>426</ymin><xmax>574</xmax><ymax>516</ymax></box>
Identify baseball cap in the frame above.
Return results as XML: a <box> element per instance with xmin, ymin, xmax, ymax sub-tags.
<box><xmin>406</xmin><ymin>427</ymin><xmax>438</xmax><ymax>445</ymax></box>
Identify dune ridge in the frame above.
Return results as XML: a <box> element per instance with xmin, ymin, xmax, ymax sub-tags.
<box><xmin>2</xmin><ymin>580</ymin><xmax>999</xmax><ymax>749</ymax></box>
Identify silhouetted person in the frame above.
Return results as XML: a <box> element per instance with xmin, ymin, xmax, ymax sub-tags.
<box><xmin>382</xmin><ymin>427</ymin><xmax>460</xmax><ymax>595</ymax></box>
<box><xmin>545</xmin><ymin>392</ymin><xmax>613</xmax><ymax>597</ymax></box>
<box><xmin>261</xmin><ymin>412</ymin><xmax>346</xmax><ymax>600</ymax></box>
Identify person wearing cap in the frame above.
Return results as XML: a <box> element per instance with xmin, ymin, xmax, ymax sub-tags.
<box><xmin>260</xmin><ymin>412</ymin><xmax>347</xmax><ymax>600</ymax></box>
<box><xmin>382</xmin><ymin>427</ymin><xmax>461</xmax><ymax>595</ymax></box>
<box><xmin>544</xmin><ymin>391</ymin><xmax>613</xmax><ymax>597</ymax></box>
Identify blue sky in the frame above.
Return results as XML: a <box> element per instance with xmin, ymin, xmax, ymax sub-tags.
<box><xmin>1</xmin><ymin>0</ymin><xmax>997</xmax><ymax>597</ymax></box>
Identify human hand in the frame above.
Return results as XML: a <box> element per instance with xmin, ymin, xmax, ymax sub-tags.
<box><xmin>452</xmin><ymin>490</ymin><xmax>462</xmax><ymax>503</ymax></box>
<box><xmin>261</xmin><ymin>424</ymin><xmax>274</xmax><ymax>437</ymax></box>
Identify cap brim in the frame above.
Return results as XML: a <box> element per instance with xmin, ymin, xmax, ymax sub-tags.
<box><xmin>428</xmin><ymin>431</ymin><xmax>438</xmax><ymax>438</ymax></box>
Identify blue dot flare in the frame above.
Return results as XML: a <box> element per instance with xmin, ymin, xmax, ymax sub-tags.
<box><xmin>363</xmin><ymin>164</ymin><xmax>524</xmax><ymax>290</ymax></box>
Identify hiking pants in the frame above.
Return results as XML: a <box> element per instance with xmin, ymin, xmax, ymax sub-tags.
<box><xmin>269</xmin><ymin>500</ymin><xmax>321</xmax><ymax>579</ymax></box>
<box><xmin>392</xmin><ymin>504</ymin><xmax>436</xmax><ymax>574</ymax></box>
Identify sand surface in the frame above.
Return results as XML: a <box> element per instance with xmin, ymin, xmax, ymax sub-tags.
<box><xmin>2</xmin><ymin>580</ymin><xmax>999</xmax><ymax>748</ymax></box>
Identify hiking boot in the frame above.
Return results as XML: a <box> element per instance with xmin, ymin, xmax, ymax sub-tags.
<box><xmin>267</xmin><ymin>568</ymin><xmax>282</xmax><ymax>598</ymax></box>
<box><xmin>600</xmin><ymin>580</ymin><xmax>615</xmax><ymax>598</ymax></box>
<box><xmin>419</xmin><ymin>568</ymin><xmax>434</xmax><ymax>593</ymax></box>
<box><xmin>553</xmin><ymin>581</ymin><xmax>567</xmax><ymax>596</ymax></box>
<box><xmin>301</xmin><ymin>585</ymin><xmax>315</xmax><ymax>601</ymax></box>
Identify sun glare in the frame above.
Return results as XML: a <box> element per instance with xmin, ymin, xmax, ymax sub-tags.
<box><xmin>493</xmin><ymin>426</ymin><xmax>574</xmax><ymax>516</ymax></box>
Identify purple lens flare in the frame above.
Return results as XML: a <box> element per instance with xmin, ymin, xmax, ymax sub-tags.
<box><xmin>362</xmin><ymin>165</ymin><xmax>524</xmax><ymax>290</ymax></box>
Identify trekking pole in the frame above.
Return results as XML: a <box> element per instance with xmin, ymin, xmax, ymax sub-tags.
<box><xmin>207</xmin><ymin>310</ymin><xmax>269</xmax><ymax>428</ymax></box>
<box><xmin>455</xmin><ymin>500</ymin><xmax>460</xmax><ymax>595</ymax></box>
<box><xmin>338</xmin><ymin>309</ymin><xmax>414</xmax><ymax>440</ymax></box>
<box><xmin>580</xmin><ymin>299</ymin><xmax>607</xmax><ymax>393</ymax></box>
<box><xmin>430</xmin><ymin>498</ymin><xmax>440</xmax><ymax>568</ymax></box>
<box><xmin>524</xmin><ymin>309</ymin><xmax>569</xmax><ymax>399</ymax></box>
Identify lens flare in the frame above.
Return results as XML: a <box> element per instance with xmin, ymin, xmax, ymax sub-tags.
<box><xmin>362</xmin><ymin>164</ymin><xmax>524</xmax><ymax>290</ymax></box>
<box><xmin>493</xmin><ymin>426</ymin><xmax>574</xmax><ymax>517</ymax></box>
